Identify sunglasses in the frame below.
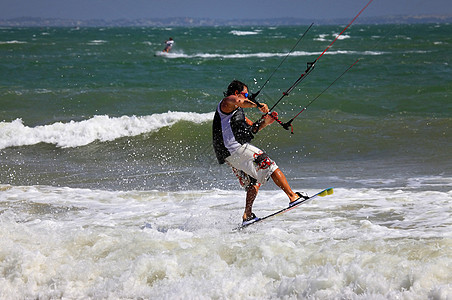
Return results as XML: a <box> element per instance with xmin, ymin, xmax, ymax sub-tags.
<box><xmin>240</xmin><ymin>92</ymin><xmax>249</xmax><ymax>98</ymax></box>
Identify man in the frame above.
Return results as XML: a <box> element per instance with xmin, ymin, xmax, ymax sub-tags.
<box><xmin>213</xmin><ymin>80</ymin><xmax>308</xmax><ymax>226</ymax></box>
<box><xmin>163</xmin><ymin>37</ymin><xmax>174</xmax><ymax>53</ymax></box>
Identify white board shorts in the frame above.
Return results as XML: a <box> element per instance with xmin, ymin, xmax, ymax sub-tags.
<box><xmin>225</xmin><ymin>143</ymin><xmax>278</xmax><ymax>187</ymax></box>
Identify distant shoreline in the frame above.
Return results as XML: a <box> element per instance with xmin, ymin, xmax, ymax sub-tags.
<box><xmin>1</xmin><ymin>15</ymin><xmax>451</xmax><ymax>27</ymax></box>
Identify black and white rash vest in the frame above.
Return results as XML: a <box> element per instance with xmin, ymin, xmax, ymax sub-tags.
<box><xmin>212</xmin><ymin>101</ymin><xmax>254</xmax><ymax>164</ymax></box>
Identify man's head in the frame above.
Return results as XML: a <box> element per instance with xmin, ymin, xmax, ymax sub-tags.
<box><xmin>224</xmin><ymin>80</ymin><xmax>247</xmax><ymax>97</ymax></box>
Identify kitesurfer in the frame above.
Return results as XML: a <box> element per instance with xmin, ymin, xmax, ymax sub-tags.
<box><xmin>212</xmin><ymin>80</ymin><xmax>308</xmax><ymax>226</ymax></box>
<box><xmin>163</xmin><ymin>37</ymin><xmax>174</xmax><ymax>52</ymax></box>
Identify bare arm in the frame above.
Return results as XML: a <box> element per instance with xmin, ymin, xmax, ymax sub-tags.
<box><xmin>220</xmin><ymin>95</ymin><xmax>260</xmax><ymax>114</ymax></box>
<box><xmin>220</xmin><ymin>94</ymin><xmax>275</xmax><ymax>133</ymax></box>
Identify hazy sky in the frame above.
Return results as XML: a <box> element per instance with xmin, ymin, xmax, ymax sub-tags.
<box><xmin>1</xmin><ymin>0</ymin><xmax>451</xmax><ymax>21</ymax></box>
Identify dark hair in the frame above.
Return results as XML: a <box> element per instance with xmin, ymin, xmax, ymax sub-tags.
<box><xmin>224</xmin><ymin>80</ymin><xmax>247</xmax><ymax>97</ymax></box>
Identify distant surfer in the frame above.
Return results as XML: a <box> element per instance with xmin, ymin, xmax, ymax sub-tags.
<box><xmin>163</xmin><ymin>37</ymin><xmax>174</xmax><ymax>52</ymax></box>
<box><xmin>212</xmin><ymin>80</ymin><xmax>308</xmax><ymax>226</ymax></box>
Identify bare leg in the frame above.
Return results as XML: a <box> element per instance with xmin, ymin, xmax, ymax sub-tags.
<box><xmin>243</xmin><ymin>184</ymin><xmax>259</xmax><ymax>221</ymax></box>
<box><xmin>271</xmin><ymin>168</ymin><xmax>299</xmax><ymax>202</ymax></box>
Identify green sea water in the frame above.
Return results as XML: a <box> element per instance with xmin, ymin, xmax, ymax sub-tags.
<box><xmin>0</xmin><ymin>24</ymin><xmax>452</xmax><ymax>299</ymax></box>
<box><xmin>0</xmin><ymin>24</ymin><xmax>451</xmax><ymax>190</ymax></box>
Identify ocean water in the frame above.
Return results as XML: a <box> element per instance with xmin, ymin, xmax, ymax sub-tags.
<box><xmin>0</xmin><ymin>24</ymin><xmax>451</xmax><ymax>299</ymax></box>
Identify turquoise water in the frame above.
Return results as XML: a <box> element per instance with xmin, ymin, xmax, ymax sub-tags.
<box><xmin>1</xmin><ymin>24</ymin><xmax>450</xmax><ymax>190</ymax></box>
<box><xmin>0</xmin><ymin>25</ymin><xmax>451</xmax><ymax>298</ymax></box>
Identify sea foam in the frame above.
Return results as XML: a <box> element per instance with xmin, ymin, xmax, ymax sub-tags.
<box><xmin>0</xmin><ymin>185</ymin><xmax>450</xmax><ymax>299</ymax></box>
<box><xmin>153</xmin><ymin>50</ymin><xmax>383</xmax><ymax>60</ymax></box>
<box><xmin>0</xmin><ymin>111</ymin><xmax>214</xmax><ymax>149</ymax></box>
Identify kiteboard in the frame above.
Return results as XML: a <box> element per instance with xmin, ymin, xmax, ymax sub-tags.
<box><xmin>233</xmin><ymin>187</ymin><xmax>333</xmax><ymax>231</ymax></box>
